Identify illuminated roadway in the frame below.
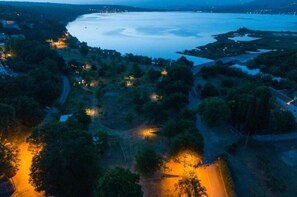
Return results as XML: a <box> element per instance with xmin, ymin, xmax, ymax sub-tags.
<box><xmin>12</xmin><ymin>75</ymin><xmax>70</xmax><ymax>197</ymax></box>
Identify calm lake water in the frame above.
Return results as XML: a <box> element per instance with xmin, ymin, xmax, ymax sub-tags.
<box><xmin>67</xmin><ymin>12</ymin><xmax>297</xmax><ymax>65</ymax></box>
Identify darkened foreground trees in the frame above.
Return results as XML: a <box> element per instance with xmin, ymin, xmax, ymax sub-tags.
<box><xmin>6</xmin><ymin>39</ymin><xmax>65</xmax><ymax>105</ymax></box>
<box><xmin>96</xmin><ymin>167</ymin><xmax>143</xmax><ymax>197</ymax></box>
<box><xmin>29</xmin><ymin>121</ymin><xmax>100</xmax><ymax>197</ymax></box>
<box><xmin>0</xmin><ymin>104</ymin><xmax>16</xmax><ymax>138</ymax></box>
<box><xmin>0</xmin><ymin>142</ymin><xmax>19</xmax><ymax>178</ymax></box>
<box><xmin>135</xmin><ymin>145</ymin><xmax>162</xmax><ymax>176</ymax></box>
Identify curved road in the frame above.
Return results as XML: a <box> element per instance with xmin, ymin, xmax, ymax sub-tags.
<box><xmin>58</xmin><ymin>76</ymin><xmax>71</xmax><ymax>105</ymax></box>
<box><xmin>44</xmin><ymin>75</ymin><xmax>70</xmax><ymax>121</ymax></box>
<box><xmin>12</xmin><ymin>75</ymin><xmax>71</xmax><ymax>197</ymax></box>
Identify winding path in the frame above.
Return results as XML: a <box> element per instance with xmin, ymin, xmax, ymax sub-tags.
<box><xmin>44</xmin><ymin>75</ymin><xmax>70</xmax><ymax>121</ymax></box>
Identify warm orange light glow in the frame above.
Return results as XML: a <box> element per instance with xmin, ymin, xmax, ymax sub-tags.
<box><xmin>150</xmin><ymin>93</ymin><xmax>161</xmax><ymax>102</ymax></box>
<box><xmin>12</xmin><ymin>143</ymin><xmax>43</xmax><ymax>197</ymax></box>
<box><xmin>125</xmin><ymin>75</ymin><xmax>135</xmax><ymax>80</ymax></box>
<box><xmin>139</xmin><ymin>127</ymin><xmax>158</xmax><ymax>140</ymax></box>
<box><xmin>125</xmin><ymin>76</ymin><xmax>135</xmax><ymax>87</ymax></box>
<box><xmin>161</xmin><ymin>70</ymin><xmax>168</xmax><ymax>76</ymax></box>
<box><xmin>50</xmin><ymin>37</ymin><xmax>68</xmax><ymax>49</ymax></box>
<box><xmin>126</xmin><ymin>81</ymin><xmax>134</xmax><ymax>87</ymax></box>
<box><xmin>90</xmin><ymin>80</ymin><xmax>98</xmax><ymax>87</ymax></box>
<box><xmin>86</xmin><ymin>108</ymin><xmax>96</xmax><ymax>117</ymax></box>
<box><xmin>159</xmin><ymin>150</ymin><xmax>228</xmax><ymax>197</ymax></box>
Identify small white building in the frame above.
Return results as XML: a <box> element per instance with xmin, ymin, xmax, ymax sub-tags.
<box><xmin>59</xmin><ymin>114</ymin><xmax>73</xmax><ymax>122</ymax></box>
<box><xmin>2</xmin><ymin>20</ymin><xmax>20</xmax><ymax>30</ymax></box>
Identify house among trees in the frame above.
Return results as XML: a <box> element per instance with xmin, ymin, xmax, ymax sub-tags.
<box><xmin>59</xmin><ymin>114</ymin><xmax>73</xmax><ymax>122</ymax></box>
<box><xmin>0</xmin><ymin>33</ymin><xmax>8</xmax><ymax>41</ymax></box>
<box><xmin>0</xmin><ymin>176</ymin><xmax>15</xmax><ymax>197</ymax></box>
<box><xmin>1</xmin><ymin>20</ymin><xmax>20</xmax><ymax>30</ymax></box>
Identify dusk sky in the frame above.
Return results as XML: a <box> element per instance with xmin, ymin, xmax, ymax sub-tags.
<box><xmin>1</xmin><ymin>0</ymin><xmax>254</xmax><ymax>6</ymax></box>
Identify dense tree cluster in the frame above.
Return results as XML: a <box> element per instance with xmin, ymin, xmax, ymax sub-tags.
<box><xmin>250</xmin><ymin>49</ymin><xmax>297</xmax><ymax>80</ymax></box>
<box><xmin>96</xmin><ymin>167</ymin><xmax>142</xmax><ymax>197</ymax></box>
<box><xmin>135</xmin><ymin>145</ymin><xmax>162</xmax><ymax>176</ymax></box>
<box><xmin>0</xmin><ymin>39</ymin><xmax>65</xmax><ymax>139</ymax></box>
<box><xmin>0</xmin><ymin>142</ymin><xmax>18</xmax><ymax>177</ymax></box>
<box><xmin>29</xmin><ymin>121</ymin><xmax>100</xmax><ymax>197</ymax></box>
<box><xmin>198</xmin><ymin>97</ymin><xmax>230</xmax><ymax>127</ymax></box>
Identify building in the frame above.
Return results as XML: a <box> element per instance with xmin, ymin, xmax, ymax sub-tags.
<box><xmin>59</xmin><ymin>114</ymin><xmax>73</xmax><ymax>122</ymax></box>
<box><xmin>1</xmin><ymin>20</ymin><xmax>20</xmax><ymax>30</ymax></box>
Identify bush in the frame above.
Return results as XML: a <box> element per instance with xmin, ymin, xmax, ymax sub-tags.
<box><xmin>96</xmin><ymin>168</ymin><xmax>142</xmax><ymax>197</ymax></box>
<box><xmin>200</xmin><ymin>83</ymin><xmax>220</xmax><ymax>98</ymax></box>
<box><xmin>135</xmin><ymin>145</ymin><xmax>162</xmax><ymax>176</ymax></box>
<box><xmin>163</xmin><ymin>119</ymin><xmax>197</xmax><ymax>138</ymax></box>
<box><xmin>170</xmin><ymin>131</ymin><xmax>203</xmax><ymax>155</ymax></box>
<box><xmin>198</xmin><ymin>97</ymin><xmax>230</xmax><ymax>127</ymax></box>
<box><xmin>273</xmin><ymin>110</ymin><xmax>296</xmax><ymax>133</ymax></box>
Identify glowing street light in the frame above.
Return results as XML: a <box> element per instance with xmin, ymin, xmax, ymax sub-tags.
<box><xmin>139</xmin><ymin>127</ymin><xmax>158</xmax><ymax>140</ymax></box>
<box><xmin>161</xmin><ymin>70</ymin><xmax>168</xmax><ymax>76</ymax></box>
<box><xmin>85</xmin><ymin>108</ymin><xmax>96</xmax><ymax>117</ymax></box>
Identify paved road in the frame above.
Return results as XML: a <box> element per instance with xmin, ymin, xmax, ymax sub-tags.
<box><xmin>253</xmin><ymin>132</ymin><xmax>297</xmax><ymax>142</ymax></box>
<box><xmin>58</xmin><ymin>76</ymin><xmax>71</xmax><ymax>105</ymax></box>
<box><xmin>44</xmin><ymin>75</ymin><xmax>70</xmax><ymax>121</ymax></box>
<box><xmin>12</xmin><ymin>76</ymin><xmax>71</xmax><ymax>196</ymax></box>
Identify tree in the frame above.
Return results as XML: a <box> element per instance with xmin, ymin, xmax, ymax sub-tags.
<box><xmin>94</xmin><ymin>129</ymin><xmax>108</xmax><ymax>154</ymax></box>
<box><xmin>79</xmin><ymin>42</ymin><xmax>89</xmax><ymax>56</ymax></box>
<box><xmin>0</xmin><ymin>103</ymin><xmax>16</xmax><ymax>138</ymax></box>
<box><xmin>29</xmin><ymin>122</ymin><xmax>100</xmax><ymax>197</ymax></box>
<box><xmin>162</xmin><ymin>92</ymin><xmax>188</xmax><ymax>111</ymax></box>
<box><xmin>0</xmin><ymin>142</ymin><xmax>19</xmax><ymax>178</ymax></box>
<box><xmin>198</xmin><ymin>97</ymin><xmax>230</xmax><ymax>127</ymax></box>
<box><xmin>135</xmin><ymin>145</ymin><xmax>162</xmax><ymax>176</ymax></box>
<box><xmin>131</xmin><ymin>63</ymin><xmax>142</xmax><ymax>78</ymax></box>
<box><xmin>175</xmin><ymin>56</ymin><xmax>194</xmax><ymax>67</ymax></box>
<box><xmin>200</xmin><ymin>83</ymin><xmax>220</xmax><ymax>98</ymax></box>
<box><xmin>163</xmin><ymin>119</ymin><xmax>197</xmax><ymax>138</ymax></box>
<box><xmin>157</xmin><ymin>65</ymin><xmax>194</xmax><ymax>97</ymax></box>
<box><xmin>74</xmin><ymin>109</ymin><xmax>92</xmax><ymax>129</ymax></box>
<box><xmin>146</xmin><ymin>68</ymin><xmax>161</xmax><ymax>83</ymax></box>
<box><xmin>170</xmin><ymin>131</ymin><xmax>204</xmax><ymax>155</ymax></box>
<box><xmin>12</xmin><ymin>96</ymin><xmax>43</xmax><ymax>127</ymax></box>
<box><xmin>96</xmin><ymin>167</ymin><xmax>143</xmax><ymax>197</ymax></box>
<box><xmin>176</xmin><ymin>173</ymin><xmax>207</xmax><ymax>197</ymax></box>
<box><xmin>166</xmin><ymin>65</ymin><xmax>194</xmax><ymax>88</ymax></box>
<box><xmin>274</xmin><ymin>110</ymin><xmax>295</xmax><ymax>132</ymax></box>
